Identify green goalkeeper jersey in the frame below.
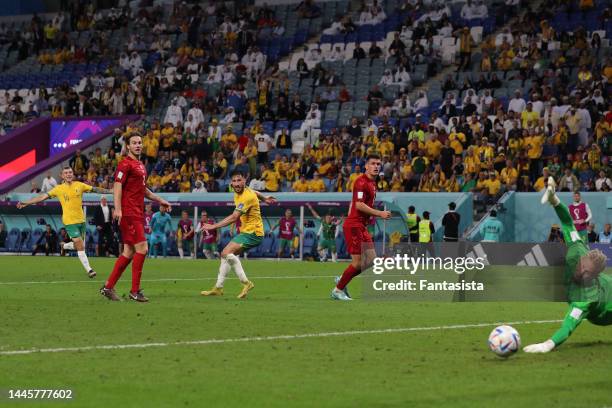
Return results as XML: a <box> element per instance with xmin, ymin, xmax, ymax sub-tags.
<box><xmin>551</xmin><ymin>204</ymin><xmax>612</xmax><ymax>346</ymax></box>
<box><xmin>321</xmin><ymin>220</ymin><xmax>337</xmax><ymax>241</ymax></box>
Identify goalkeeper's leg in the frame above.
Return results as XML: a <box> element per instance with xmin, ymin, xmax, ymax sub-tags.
<box><xmin>542</xmin><ymin>176</ymin><xmax>577</xmax><ymax>244</ymax></box>
<box><xmin>553</xmin><ymin>202</ymin><xmax>575</xmax><ymax>235</ymax></box>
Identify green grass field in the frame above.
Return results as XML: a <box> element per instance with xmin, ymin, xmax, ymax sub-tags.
<box><xmin>1</xmin><ymin>256</ymin><xmax>611</xmax><ymax>408</ymax></box>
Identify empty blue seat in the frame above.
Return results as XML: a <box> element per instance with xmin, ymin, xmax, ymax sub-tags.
<box><xmin>260</xmin><ymin>233</ymin><xmax>276</xmax><ymax>257</ymax></box>
<box><xmin>7</xmin><ymin>228</ymin><xmax>20</xmax><ymax>252</ymax></box>
<box><xmin>302</xmin><ymin>230</ymin><xmax>316</xmax><ymax>256</ymax></box>
<box><xmin>20</xmin><ymin>228</ymin><xmax>32</xmax><ymax>252</ymax></box>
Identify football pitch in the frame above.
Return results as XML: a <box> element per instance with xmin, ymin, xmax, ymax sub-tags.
<box><xmin>1</xmin><ymin>257</ymin><xmax>611</xmax><ymax>408</ymax></box>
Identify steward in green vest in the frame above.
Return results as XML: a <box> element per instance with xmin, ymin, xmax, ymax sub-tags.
<box><xmin>419</xmin><ymin>211</ymin><xmax>434</xmax><ymax>243</ymax></box>
<box><xmin>406</xmin><ymin>205</ymin><xmax>420</xmax><ymax>242</ymax></box>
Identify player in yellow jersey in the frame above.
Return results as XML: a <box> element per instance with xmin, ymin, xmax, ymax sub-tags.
<box><xmin>200</xmin><ymin>170</ymin><xmax>276</xmax><ymax>299</ymax></box>
<box><xmin>17</xmin><ymin>166</ymin><xmax>112</xmax><ymax>278</ymax></box>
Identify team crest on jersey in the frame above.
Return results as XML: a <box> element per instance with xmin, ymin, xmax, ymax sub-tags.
<box><xmin>117</xmin><ymin>171</ymin><xmax>124</xmax><ymax>180</ymax></box>
<box><xmin>237</xmin><ymin>203</ymin><xmax>244</xmax><ymax>211</ymax></box>
<box><xmin>357</xmin><ymin>191</ymin><xmax>364</xmax><ymax>199</ymax></box>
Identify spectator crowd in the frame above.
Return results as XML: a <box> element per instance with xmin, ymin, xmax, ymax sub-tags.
<box><xmin>0</xmin><ymin>0</ymin><xmax>608</xmax><ymax>207</ymax></box>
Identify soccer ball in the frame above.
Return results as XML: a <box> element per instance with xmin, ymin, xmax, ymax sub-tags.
<box><xmin>488</xmin><ymin>325</ymin><xmax>521</xmax><ymax>357</ymax></box>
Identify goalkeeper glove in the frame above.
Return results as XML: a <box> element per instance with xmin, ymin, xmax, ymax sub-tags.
<box><xmin>523</xmin><ymin>339</ymin><xmax>555</xmax><ymax>353</ymax></box>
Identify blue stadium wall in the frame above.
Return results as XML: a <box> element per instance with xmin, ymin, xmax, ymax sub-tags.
<box><xmin>469</xmin><ymin>192</ymin><xmax>611</xmax><ymax>243</ymax></box>
<box><xmin>2</xmin><ymin>192</ymin><xmax>473</xmax><ymax>240</ymax></box>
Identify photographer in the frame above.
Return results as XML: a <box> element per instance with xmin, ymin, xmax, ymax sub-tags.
<box><xmin>547</xmin><ymin>224</ymin><xmax>564</xmax><ymax>243</ymax></box>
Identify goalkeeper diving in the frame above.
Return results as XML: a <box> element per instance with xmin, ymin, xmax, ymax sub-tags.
<box><xmin>523</xmin><ymin>177</ymin><xmax>611</xmax><ymax>353</ymax></box>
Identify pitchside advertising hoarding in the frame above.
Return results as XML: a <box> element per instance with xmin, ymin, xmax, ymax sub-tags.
<box><xmin>362</xmin><ymin>242</ymin><xmax>612</xmax><ymax>301</ymax></box>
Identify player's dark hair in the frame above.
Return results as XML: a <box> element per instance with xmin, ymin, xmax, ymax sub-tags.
<box><xmin>408</xmin><ymin>205</ymin><xmax>415</xmax><ymax>212</ymax></box>
<box><xmin>366</xmin><ymin>153</ymin><xmax>381</xmax><ymax>162</ymax></box>
<box><xmin>125</xmin><ymin>132</ymin><xmax>142</xmax><ymax>144</ymax></box>
<box><xmin>230</xmin><ymin>169</ymin><xmax>246</xmax><ymax>178</ymax></box>
<box><xmin>449</xmin><ymin>202</ymin><xmax>456</xmax><ymax>210</ymax></box>
<box><xmin>490</xmin><ymin>210</ymin><xmax>497</xmax><ymax>217</ymax></box>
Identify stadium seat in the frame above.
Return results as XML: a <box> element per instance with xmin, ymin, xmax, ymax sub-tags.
<box><xmin>260</xmin><ymin>233</ymin><xmax>276</xmax><ymax>257</ymax></box>
<box><xmin>7</xmin><ymin>228</ymin><xmax>20</xmax><ymax>252</ymax></box>
<box><xmin>302</xmin><ymin>230</ymin><xmax>316</xmax><ymax>256</ymax></box>
<box><xmin>19</xmin><ymin>228</ymin><xmax>32</xmax><ymax>252</ymax></box>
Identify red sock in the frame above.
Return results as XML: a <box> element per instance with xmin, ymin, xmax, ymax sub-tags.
<box><xmin>336</xmin><ymin>264</ymin><xmax>360</xmax><ymax>290</ymax></box>
<box><xmin>131</xmin><ymin>252</ymin><xmax>146</xmax><ymax>293</ymax></box>
<box><xmin>106</xmin><ymin>255</ymin><xmax>132</xmax><ymax>289</ymax></box>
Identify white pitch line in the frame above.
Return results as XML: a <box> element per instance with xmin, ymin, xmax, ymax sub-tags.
<box><xmin>0</xmin><ymin>320</ymin><xmax>562</xmax><ymax>356</ymax></box>
<box><xmin>0</xmin><ymin>275</ymin><xmax>339</xmax><ymax>285</ymax></box>
<box><xmin>0</xmin><ymin>274</ymin><xmax>553</xmax><ymax>286</ymax></box>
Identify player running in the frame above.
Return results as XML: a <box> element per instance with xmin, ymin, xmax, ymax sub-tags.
<box><xmin>271</xmin><ymin>209</ymin><xmax>300</xmax><ymax>259</ymax></box>
<box><xmin>100</xmin><ymin>133</ymin><xmax>171</xmax><ymax>302</ymax></box>
<box><xmin>177</xmin><ymin>210</ymin><xmax>195</xmax><ymax>259</ymax></box>
<box><xmin>332</xmin><ymin>154</ymin><xmax>392</xmax><ymax>300</ymax></box>
<box><xmin>200</xmin><ymin>170</ymin><xmax>276</xmax><ymax>299</ymax></box>
<box><xmin>150</xmin><ymin>206</ymin><xmax>172</xmax><ymax>258</ymax></box>
<box><xmin>195</xmin><ymin>210</ymin><xmax>219</xmax><ymax>259</ymax></box>
<box><xmin>306</xmin><ymin>203</ymin><xmax>343</xmax><ymax>262</ymax></box>
<box><xmin>523</xmin><ymin>177</ymin><xmax>610</xmax><ymax>353</ymax></box>
<box><xmin>17</xmin><ymin>166</ymin><xmax>111</xmax><ymax>278</ymax></box>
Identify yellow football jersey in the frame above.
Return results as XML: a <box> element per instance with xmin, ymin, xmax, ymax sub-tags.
<box><xmin>47</xmin><ymin>182</ymin><xmax>92</xmax><ymax>225</ymax></box>
<box><xmin>234</xmin><ymin>188</ymin><xmax>264</xmax><ymax>236</ymax></box>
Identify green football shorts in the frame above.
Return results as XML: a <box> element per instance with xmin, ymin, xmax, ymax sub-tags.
<box><xmin>318</xmin><ymin>238</ymin><xmax>336</xmax><ymax>252</ymax></box>
<box><xmin>202</xmin><ymin>242</ymin><xmax>218</xmax><ymax>251</ymax></box>
<box><xmin>231</xmin><ymin>233</ymin><xmax>264</xmax><ymax>250</ymax></box>
<box><xmin>278</xmin><ymin>238</ymin><xmax>293</xmax><ymax>250</ymax></box>
<box><xmin>65</xmin><ymin>222</ymin><xmax>86</xmax><ymax>240</ymax></box>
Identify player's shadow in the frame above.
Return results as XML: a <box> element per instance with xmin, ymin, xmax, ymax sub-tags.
<box><xmin>562</xmin><ymin>340</ymin><xmax>612</xmax><ymax>349</ymax></box>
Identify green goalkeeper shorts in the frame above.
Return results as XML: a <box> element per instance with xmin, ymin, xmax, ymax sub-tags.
<box><xmin>318</xmin><ymin>238</ymin><xmax>336</xmax><ymax>252</ymax></box>
<box><xmin>65</xmin><ymin>223</ymin><xmax>86</xmax><ymax>240</ymax></box>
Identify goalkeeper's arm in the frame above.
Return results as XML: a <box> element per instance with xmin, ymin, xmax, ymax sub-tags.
<box><xmin>524</xmin><ymin>303</ymin><xmax>589</xmax><ymax>353</ymax></box>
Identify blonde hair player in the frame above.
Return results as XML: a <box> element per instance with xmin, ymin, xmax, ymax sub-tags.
<box><xmin>17</xmin><ymin>166</ymin><xmax>112</xmax><ymax>278</ymax></box>
<box><xmin>523</xmin><ymin>177</ymin><xmax>610</xmax><ymax>353</ymax></box>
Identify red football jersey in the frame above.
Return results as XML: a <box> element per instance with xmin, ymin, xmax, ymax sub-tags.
<box><xmin>200</xmin><ymin>219</ymin><xmax>217</xmax><ymax>243</ymax></box>
<box><xmin>114</xmin><ymin>155</ymin><xmax>147</xmax><ymax>218</ymax></box>
<box><xmin>569</xmin><ymin>202</ymin><xmax>588</xmax><ymax>231</ymax></box>
<box><xmin>179</xmin><ymin>219</ymin><xmax>194</xmax><ymax>238</ymax></box>
<box><xmin>279</xmin><ymin>217</ymin><xmax>296</xmax><ymax>240</ymax></box>
<box><xmin>346</xmin><ymin>174</ymin><xmax>377</xmax><ymax>225</ymax></box>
